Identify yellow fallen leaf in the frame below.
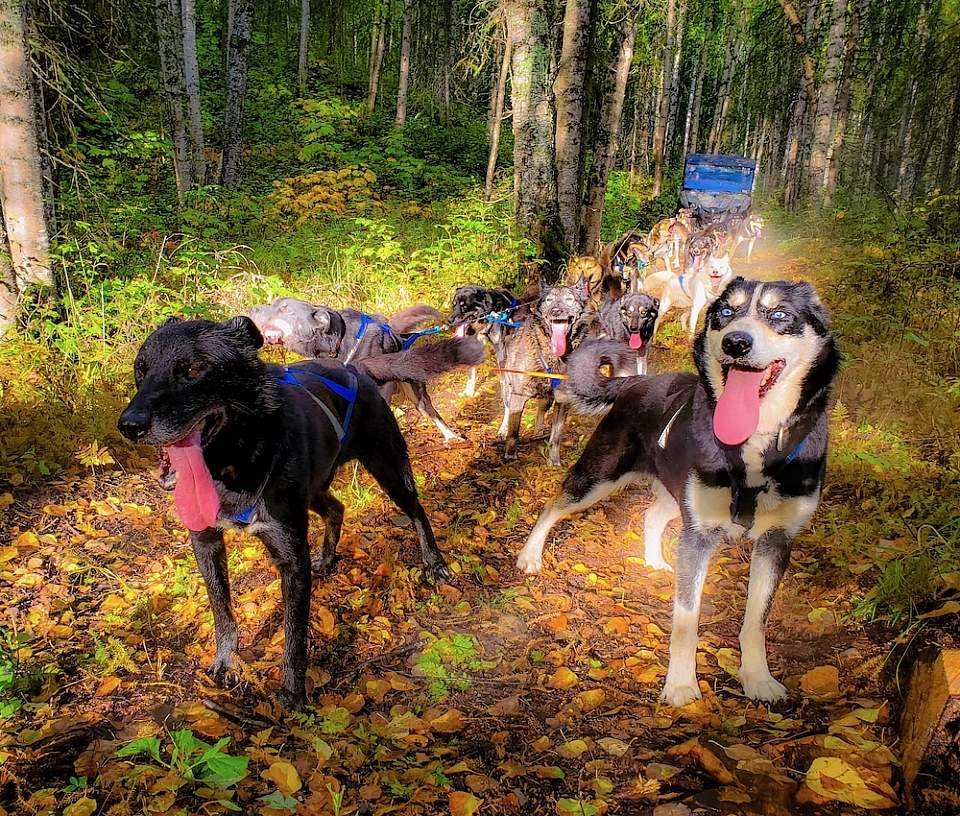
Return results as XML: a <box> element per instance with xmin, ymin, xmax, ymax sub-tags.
<box><xmin>574</xmin><ymin>689</ymin><xmax>605</xmax><ymax>712</ymax></box>
<box><xmin>262</xmin><ymin>759</ymin><xmax>302</xmax><ymax>795</ymax></box>
<box><xmin>800</xmin><ymin>665</ymin><xmax>840</xmax><ymax>698</ymax></box>
<box><xmin>366</xmin><ymin>678</ymin><xmax>391</xmax><ymax>704</ymax></box>
<box><xmin>532</xmin><ymin>735</ymin><xmax>552</xmax><ymax>752</ymax></box>
<box><xmin>449</xmin><ymin>791</ymin><xmax>482</xmax><ymax>816</ymax></box>
<box><xmin>64</xmin><ymin>798</ymin><xmax>98</xmax><ymax>816</ymax></box>
<box><xmin>558</xmin><ymin>738</ymin><xmax>589</xmax><ymax>759</ymax></box>
<box><xmin>316</xmin><ymin>605</ymin><xmax>337</xmax><ymax>638</ymax></box>
<box><xmin>95</xmin><ymin>676</ymin><xmax>121</xmax><ymax>696</ymax></box>
<box><xmin>804</xmin><ymin>756</ymin><xmax>897</xmax><ymax>809</ymax></box>
<box><xmin>431</xmin><ymin>709</ymin><xmax>466</xmax><ymax>733</ymax></box>
<box><xmin>713</xmin><ymin>647</ymin><xmax>740</xmax><ymax>677</ymax></box>
<box><xmin>487</xmin><ymin>695</ymin><xmax>521</xmax><ymax>716</ymax></box>
<box><xmin>919</xmin><ymin>600</ymin><xmax>959</xmax><ymax>619</ymax></box>
<box><xmin>547</xmin><ymin>667</ymin><xmax>578</xmax><ymax>689</ymax></box>
<box><xmin>596</xmin><ymin>736</ymin><xmax>630</xmax><ymax>757</ymax></box>
<box><xmin>603</xmin><ymin>617</ymin><xmax>630</xmax><ymax>635</ymax></box>
<box><xmin>0</xmin><ymin>546</ymin><xmax>17</xmax><ymax>564</ymax></box>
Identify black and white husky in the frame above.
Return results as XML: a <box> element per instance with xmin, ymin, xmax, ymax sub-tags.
<box><xmin>515</xmin><ymin>278</ymin><xmax>840</xmax><ymax>706</ymax></box>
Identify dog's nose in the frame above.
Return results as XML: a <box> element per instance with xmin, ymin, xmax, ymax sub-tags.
<box><xmin>118</xmin><ymin>406</ymin><xmax>151</xmax><ymax>441</ymax></box>
<box><xmin>721</xmin><ymin>331</ymin><xmax>753</xmax><ymax>358</ymax></box>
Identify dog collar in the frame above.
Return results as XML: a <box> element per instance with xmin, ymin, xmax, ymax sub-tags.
<box><xmin>344</xmin><ymin>313</ymin><xmax>392</xmax><ymax>363</ymax></box>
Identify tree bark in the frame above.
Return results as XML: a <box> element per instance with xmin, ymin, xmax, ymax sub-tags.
<box><xmin>487</xmin><ymin>30</ymin><xmax>504</xmax><ymax>140</ymax></box>
<box><xmin>652</xmin><ymin>0</ymin><xmax>676</xmax><ymax>196</ymax></box>
<box><xmin>366</xmin><ymin>4</ymin><xmax>388</xmax><ymax>113</ymax></box>
<box><xmin>0</xmin><ymin>0</ymin><xmax>52</xmax><ymax>290</ymax></box>
<box><xmin>664</xmin><ymin>0</ymin><xmax>687</xmax><ymax>159</ymax></box>
<box><xmin>808</xmin><ymin>0</ymin><xmax>846</xmax><ymax>202</ymax></box>
<box><xmin>219</xmin><ymin>0</ymin><xmax>253</xmax><ymax>188</ymax></box>
<box><xmin>0</xmin><ymin>213</ymin><xmax>17</xmax><ymax>332</ymax></box>
<box><xmin>395</xmin><ymin>0</ymin><xmax>413</xmax><ymax>126</ymax></box>
<box><xmin>181</xmin><ymin>0</ymin><xmax>205</xmax><ymax>185</ymax></box>
<box><xmin>581</xmin><ymin>18</ymin><xmax>636</xmax><ymax>253</ymax></box>
<box><xmin>484</xmin><ymin>34</ymin><xmax>512</xmax><ymax>201</ymax></box>
<box><xmin>503</xmin><ymin>0</ymin><xmax>564</xmax><ymax>275</ymax></box>
<box><xmin>298</xmin><ymin>0</ymin><xmax>310</xmax><ymax>94</ymax></box>
<box><xmin>155</xmin><ymin>0</ymin><xmax>192</xmax><ymax>201</ymax></box>
<box><xmin>896</xmin><ymin>0</ymin><xmax>931</xmax><ymax>203</ymax></box>
<box><xmin>937</xmin><ymin>71</ymin><xmax>960</xmax><ymax>191</ymax></box>
<box><xmin>823</xmin><ymin>0</ymin><xmax>859</xmax><ymax>207</ymax></box>
<box><xmin>554</xmin><ymin>0</ymin><xmax>596</xmax><ymax>251</ymax></box>
<box><xmin>683</xmin><ymin>45</ymin><xmax>704</xmax><ymax>155</ymax></box>
<box><xmin>707</xmin><ymin>25</ymin><xmax>738</xmax><ymax>153</ymax></box>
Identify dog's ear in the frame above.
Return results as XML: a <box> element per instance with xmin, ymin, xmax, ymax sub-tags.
<box><xmin>160</xmin><ymin>316</ymin><xmax>182</xmax><ymax>329</ymax></box>
<box><xmin>220</xmin><ymin>315</ymin><xmax>263</xmax><ymax>349</ymax></box>
<box><xmin>312</xmin><ymin>308</ymin><xmax>331</xmax><ymax>332</ymax></box>
<box><xmin>790</xmin><ymin>280</ymin><xmax>831</xmax><ymax>335</ymax></box>
<box><xmin>651</xmin><ymin>297</ymin><xmax>660</xmax><ymax>312</ymax></box>
<box><xmin>576</xmin><ymin>275</ymin><xmax>590</xmax><ymax>299</ymax></box>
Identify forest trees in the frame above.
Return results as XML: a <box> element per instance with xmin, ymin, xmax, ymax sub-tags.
<box><xmin>0</xmin><ymin>0</ymin><xmax>53</xmax><ymax>331</ymax></box>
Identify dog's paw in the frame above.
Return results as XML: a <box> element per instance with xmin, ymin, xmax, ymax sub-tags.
<box><xmin>644</xmin><ymin>557</ymin><xmax>673</xmax><ymax>573</ymax></box>
<box><xmin>660</xmin><ymin>678</ymin><xmax>701</xmax><ymax>708</ymax></box>
<box><xmin>277</xmin><ymin>686</ymin><xmax>308</xmax><ymax>711</ymax></box>
<box><xmin>740</xmin><ymin>672</ymin><xmax>788</xmax><ymax>703</ymax></box>
<box><xmin>209</xmin><ymin>654</ymin><xmax>239</xmax><ymax>688</ymax></box>
<box><xmin>424</xmin><ymin>559</ymin><xmax>451</xmax><ymax>584</ymax></box>
<box><xmin>461</xmin><ymin>386</ymin><xmax>476</xmax><ymax>398</ymax></box>
<box><xmin>310</xmin><ymin>550</ymin><xmax>340</xmax><ymax>575</ymax></box>
<box><xmin>515</xmin><ymin>549</ymin><xmax>543</xmax><ymax>574</ymax></box>
<box><xmin>442</xmin><ymin>432</ymin><xmax>465</xmax><ymax>444</ymax></box>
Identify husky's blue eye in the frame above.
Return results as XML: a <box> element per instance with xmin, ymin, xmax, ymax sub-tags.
<box><xmin>771</xmin><ymin>310</ymin><xmax>787</xmax><ymax>320</ymax></box>
<box><xmin>720</xmin><ymin>307</ymin><xmax>733</xmax><ymax>317</ymax></box>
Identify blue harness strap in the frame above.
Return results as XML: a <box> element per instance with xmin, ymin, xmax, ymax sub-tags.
<box><xmin>400</xmin><ymin>324</ymin><xmax>445</xmax><ymax>349</ymax></box>
<box><xmin>484</xmin><ymin>310</ymin><xmax>523</xmax><ymax>329</ymax></box>
<box><xmin>275</xmin><ymin>367</ymin><xmax>357</xmax><ymax>442</ymax></box>
<box><xmin>355</xmin><ymin>312</ymin><xmax>391</xmax><ymax>341</ymax></box>
<box><xmin>784</xmin><ymin>436</ymin><xmax>808</xmax><ymax>464</ymax></box>
<box><xmin>546</xmin><ymin>367</ymin><xmax>561</xmax><ymax>390</ymax></box>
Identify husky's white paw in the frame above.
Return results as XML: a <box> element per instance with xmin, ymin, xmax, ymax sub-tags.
<box><xmin>515</xmin><ymin>549</ymin><xmax>543</xmax><ymax>574</ymax></box>
<box><xmin>644</xmin><ymin>557</ymin><xmax>673</xmax><ymax>573</ymax></box>
<box><xmin>660</xmin><ymin>678</ymin><xmax>701</xmax><ymax>707</ymax></box>
<box><xmin>740</xmin><ymin>672</ymin><xmax>788</xmax><ymax>702</ymax></box>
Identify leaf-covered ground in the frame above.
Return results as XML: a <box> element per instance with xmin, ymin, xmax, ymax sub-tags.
<box><xmin>1</xmin><ymin>235</ymin><xmax>955</xmax><ymax>816</ymax></box>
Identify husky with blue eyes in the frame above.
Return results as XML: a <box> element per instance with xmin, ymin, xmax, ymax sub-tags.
<box><xmin>515</xmin><ymin>277</ymin><xmax>840</xmax><ymax>707</ymax></box>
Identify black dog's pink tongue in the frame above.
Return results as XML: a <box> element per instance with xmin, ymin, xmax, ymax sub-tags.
<box><xmin>550</xmin><ymin>322</ymin><xmax>568</xmax><ymax>357</ymax></box>
<box><xmin>713</xmin><ymin>366</ymin><xmax>766</xmax><ymax>446</ymax></box>
<box><xmin>629</xmin><ymin>332</ymin><xmax>644</xmax><ymax>350</ymax></box>
<box><xmin>165</xmin><ymin>430</ymin><xmax>220</xmax><ymax>531</ymax></box>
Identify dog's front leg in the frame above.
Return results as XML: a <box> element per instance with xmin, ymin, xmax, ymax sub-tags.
<box><xmin>688</xmin><ymin>284</ymin><xmax>708</xmax><ymax>337</ymax></box>
<box><xmin>260</xmin><ymin>526</ymin><xmax>312</xmax><ymax>709</ymax></box>
<box><xmin>191</xmin><ymin>528</ymin><xmax>239</xmax><ymax>686</ymax></box>
<box><xmin>738</xmin><ymin>528</ymin><xmax>792</xmax><ymax>702</ymax></box>
<box><xmin>311</xmin><ymin>491</ymin><xmax>344</xmax><ymax>574</ymax></box>
<box><xmin>661</xmin><ymin>524</ymin><xmax>719</xmax><ymax>707</ymax></box>
<box><xmin>462</xmin><ymin>366</ymin><xmax>477</xmax><ymax>397</ymax></box>
<box><xmin>547</xmin><ymin>402</ymin><xmax>568</xmax><ymax>466</ymax></box>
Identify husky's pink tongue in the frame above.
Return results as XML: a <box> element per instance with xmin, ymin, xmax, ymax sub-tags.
<box><xmin>713</xmin><ymin>366</ymin><xmax>766</xmax><ymax>446</ymax></box>
<box><xmin>165</xmin><ymin>429</ymin><xmax>220</xmax><ymax>531</ymax></box>
<box><xmin>629</xmin><ymin>332</ymin><xmax>644</xmax><ymax>350</ymax></box>
<box><xmin>550</xmin><ymin>322</ymin><xmax>568</xmax><ymax>357</ymax></box>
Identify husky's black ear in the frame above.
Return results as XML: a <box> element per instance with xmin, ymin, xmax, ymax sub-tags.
<box><xmin>220</xmin><ymin>315</ymin><xmax>263</xmax><ymax>349</ymax></box>
<box><xmin>311</xmin><ymin>308</ymin><xmax>332</xmax><ymax>332</ymax></box>
<box><xmin>160</xmin><ymin>316</ymin><xmax>182</xmax><ymax>329</ymax></box>
<box><xmin>651</xmin><ymin>297</ymin><xmax>660</xmax><ymax>312</ymax></box>
<box><xmin>791</xmin><ymin>280</ymin><xmax>831</xmax><ymax>335</ymax></box>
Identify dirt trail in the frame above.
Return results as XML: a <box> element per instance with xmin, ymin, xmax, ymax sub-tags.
<box><xmin>1</xmin><ymin>235</ymin><xmax>909</xmax><ymax>815</ymax></box>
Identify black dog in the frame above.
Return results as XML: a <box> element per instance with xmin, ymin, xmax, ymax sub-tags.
<box><xmin>516</xmin><ymin>278</ymin><xmax>839</xmax><ymax>706</ymax></box>
<box><xmin>498</xmin><ymin>280</ymin><xmax>594</xmax><ymax>465</ymax></box>
<box><xmin>118</xmin><ymin>316</ymin><xmax>470</xmax><ymax>708</ymax></box>
<box><xmin>448</xmin><ymin>285</ymin><xmax>520</xmax><ymax>397</ymax></box>
<box><xmin>249</xmin><ymin>298</ymin><xmax>469</xmax><ymax>442</ymax></box>
<box><xmin>597</xmin><ymin>272</ymin><xmax>659</xmax><ymax>376</ymax></box>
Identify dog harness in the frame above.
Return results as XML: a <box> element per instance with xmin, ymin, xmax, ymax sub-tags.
<box><xmin>400</xmin><ymin>324</ymin><xmax>445</xmax><ymax>349</ymax></box>
<box><xmin>227</xmin><ymin>368</ymin><xmax>358</xmax><ymax>526</ymax></box>
<box><xmin>343</xmin><ymin>313</ymin><xmax>393</xmax><ymax>363</ymax></box>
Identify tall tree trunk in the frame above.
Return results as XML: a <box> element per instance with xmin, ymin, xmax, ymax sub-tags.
<box><xmin>484</xmin><ymin>35</ymin><xmax>512</xmax><ymax>201</ymax></box>
<box><xmin>155</xmin><ymin>0</ymin><xmax>192</xmax><ymax>200</ymax></box>
<box><xmin>707</xmin><ymin>28</ymin><xmax>738</xmax><ymax>152</ymax></box>
<box><xmin>0</xmin><ymin>0</ymin><xmax>52</xmax><ymax>293</ymax></box>
<box><xmin>778</xmin><ymin>0</ymin><xmax>818</xmax><ymax>210</ymax></box>
<box><xmin>554</xmin><ymin>0</ymin><xmax>595</xmax><ymax>251</ymax></box>
<box><xmin>0</xmin><ymin>214</ymin><xmax>18</xmax><ymax>332</ymax></box>
<box><xmin>937</xmin><ymin>71</ymin><xmax>960</xmax><ymax>190</ymax></box>
<box><xmin>298</xmin><ymin>0</ymin><xmax>310</xmax><ymax>94</ymax></box>
<box><xmin>219</xmin><ymin>0</ymin><xmax>253</xmax><ymax>188</ymax></box>
<box><xmin>503</xmin><ymin>0</ymin><xmax>564</xmax><ymax>275</ymax></box>
<box><xmin>896</xmin><ymin>0</ymin><xmax>930</xmax><ymax>204</ymax></box>
<box><xmin>823</xmin><ymin>0</ymin><xmax>859</xmax><ymax>207</ymax></box>
<box><xmin>652</xmin><ymin>0</ymin><xmax>676</xmax><ymax>196</ymax></box>
<box><xmin>442</xmin><ymin>0</ymin><xmax>456</xmax><ymax>121</ymax></box>
<box><xmin>629</xmin><ymin>87</ymin><xmax>640</xmax><ymax>179</ymax></box>
<box><xmin>665</xmin><ymin>0</ymin><xmax>687</xmax><ymax>159</ymax></box>
<box><xmin>808</xmin><ymin>0</ymin><xmax>846</xmax><ymax>203</ymax></box>
<box><xmin>395</xmin><ymin>0</ymin><xmax>413</xmax><ymax>126</ymax></box>
<box><xmin>487</xmin><ymin>31</ymin><xmax>504</xmax><ymax>140</ymax></box>
<box><xmin>367</xmin><ymin>5</ymin><xmax>387</xmax><ymax>113</ymax></box>
<box><xmin>181</xmin><ymin>0</ymin><xmax>205</xmax><ymax>185</ymax></box>
<box><xmin>580</xmin><ymin>19</ymin><xmax>636</xmax><ymax>253</ymax></box>
<box><xmin>683</xmin><ymin>45</ymin><xmax>704</xmax><ymax>155</ymax></box>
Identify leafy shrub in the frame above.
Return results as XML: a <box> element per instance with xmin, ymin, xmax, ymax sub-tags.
<box><xmin>271</xmin><ymin>166</ymin><xmax>384</xmax><ymax>223</ymax></box>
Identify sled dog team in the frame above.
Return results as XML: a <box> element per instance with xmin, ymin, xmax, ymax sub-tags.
<box><xmin>120</xmin><ymin>210</ymin><xmax>840</xmax><ymax>710</ymax></box>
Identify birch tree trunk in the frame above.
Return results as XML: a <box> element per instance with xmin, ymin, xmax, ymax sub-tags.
<box><xmin>503</xmin><ymin>0</ymin><xmax>564</xmax><ymax>273</ymax></box>
<box><xmin>487</xmin><ymin>31</ymin><xmax>503</xmax><ymax>140</ymax></box>
<box><xmin>554</xmin><ymin>0</ymin><xmax>595</xmax><ymax>251</ymax></box>
<box><xmin>823</xmin><ymin>0</ymin><xmax>859</xmax><ymax>207</ymax></box>
<box><xmin>155</xmin><ymin>0</ymin><xmax>192</xmax><ymax>200</ymax></box>
<box><xmin>808</xmin><ymin>0</ymin><xmax>846</xmax><ymax>203</ymax></box>
<box><xmin>298</xmin><ymin>0</ymin><xmax>310</xmax><ymax>94</ymax></box>
<box><xmin>896</xmin><ymin>0</ymin><xmax>930</xmax><ymax>203</ymax></box>
<box><xmin>581</xmin><ymin>19</ymin><xmax>636</xmax><ymax>253</ymax></box>
<box><xmin>652</xmin><ymin>0</ymin><xmax>676</xmax><ymax>196</ymax></box>
<box><xmin>484</xmin><ymin>35</ymin><xmax>512</xmax><ymax>201</ymax></box>
<box><xmin>707</xmin><ymin>27</ymin><xmax>738</xmax><ymax>152</ymax></box>
<box><xmin>181</xmin><ymin>0</ymin><xmax>205</xmax><ymax>185</ymax></box>
<box><xmin>0</xmin><ymin>215</ymin><xmax>17</xmax><ymax>332</ymax></box>
<box><xmin>683</xmin><ymin>45</ymin><xmax>704</xmax><ymax>155</ymax></box>
<box><xmin>367</xmin><ymin>5</ymin><xmax>387</xmax><ymax>113</ymax></box>
<box><xmin>219</xmin><ymin>0</ymin><xmax>253</xmax><ymax>188</ymax></box>
<box><xmin>395</xmin><ymin>0</ymin><xmax>413</xmax><ymax>126</ymax></box>
<box><xmin>665</xmin><ymin>0</ymin><xmax>687</xmax><ymax>158</ymax></box>
<box><xmin>778</xmin><ymin>0</ymin><xmax>818</xmax><ymax>210</ymax></box>
<box><xmin>937</xmin><ymin>72</ymin><xmax>960</xmax><ymax>190</ymax></box>
<box><xmin>0</xmin><ymin>0</ymin><xmax>52</xmax><ymax>293</ymax></box>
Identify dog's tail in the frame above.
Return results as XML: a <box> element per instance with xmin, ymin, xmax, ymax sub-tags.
<box><xmin>555</xmin><ymin>340</ymin><xmax>640</xmax><ymax>416</ymax></box>
<box><xmin>357</xmin><ymin>337</ymin><xmax>485</xmax><ymax>384</ymax></box>
<box><xmin>389</xmin><ymin>304</ymin><xmax>443</xmax><ymax>333</ymax></box>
